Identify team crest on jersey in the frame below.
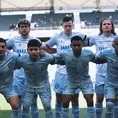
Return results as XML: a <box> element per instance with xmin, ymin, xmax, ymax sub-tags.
<box><xmin>18</xmin><ymin>43</ymin><xmax>21</xmax><ymax>46</ymax></box>
<box><xmin>58</xmin><ymin>38</ymin><xmax>64</xmax><ymax>44</ymax></box>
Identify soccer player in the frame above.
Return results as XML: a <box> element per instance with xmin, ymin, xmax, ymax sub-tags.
<box><xmin>89</xmin><ymin>18</ymin><xmax>117</xmax><ymax>118</ymax></box>
<box><xmin>16</xmin><ymin>39</ymin><xmax>54</xmax><ymax>118</ymax></box>
<box><xmin>95</xmin><ymin>36</ymin><xmax>118</xmax><ymax>118</ymax></box>
<box><xmin>0</xmin><ymin>38</ymin><xmax>19</xmax><ymax>118</ymax></box>
<box><xmin>6</xmin><ymin>19</ymin><xmax>40</xmax><ymax>118</ymax></box>
<box><xmin>54</xmin><ymin>35</ymin><xmax>95</xmax><ymax>118</ymax></box>
<box><xmin>44</xmin><ymin>16</ymin><xmax>88</xmax><ymax>118</ymax></box>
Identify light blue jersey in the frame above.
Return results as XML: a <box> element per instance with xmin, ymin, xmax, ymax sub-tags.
<box><xmin>47</xmin><ymin>32</ymin><xmax>88</xmax><ymax>74</ymax></box>
<box><xmin>55</xmin><ymin>48</ymin><xmax>95</xmax><ymax>83</ymax></box>
<box><xmin>6</xmin><ymin>35</ymin><xmax>41</xmax><ymax>95</ymax></box>
<box><xmin>97</xmin><ymin>48</ymin><xmax>118</xmax><ymax>87</ymax></box>
<box><xmin>0</xmin><ymin>52</ymin><xmax>19</xmax><ymax>88</ymax></box>
<box><xmin>89</xmin><ymin>34</ymin><xmax>117</xmax><ymax>85</ymax></box>
<box><xmin>6</xmin><ymin>35</ymin><xmax>40</xmax><ymax>78</ymax></box>
<box><xmin>17</xmin><ymin>53</ymin><xmax>54</xmax><ymax>88</ymax></box>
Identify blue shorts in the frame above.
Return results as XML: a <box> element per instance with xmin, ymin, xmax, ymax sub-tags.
<box><xmin>95</xmin><ymin>84</ymin><xmax>104</xmax><ymax>94</ymax></box>
<box><xmin>0</xmin><ymin>85</ymin><xmax>18</xmax><ymax>100</ymax></box>
<box><xmin>104</xmin><ymin>84</ymin><xmax>118</xmax><ymax>99</ymax></box>
<box><xmin>23</xmin><ymin>81</ymin><xmax>52</xmax><ymax>109</ymax></box>
<box><xmin>53</xmin><ymin>72</ymin><xmax>80</xmax><ymax>94</ymax></box>
<box><xmin>12</xmin><ymin>76</ymin><xmax>25</xmax><ymax>96</ymax></box>
<box><xmin>64</xmin><ymin>80</ymin><xmax>94</xmax><ymax>95</ymax></box>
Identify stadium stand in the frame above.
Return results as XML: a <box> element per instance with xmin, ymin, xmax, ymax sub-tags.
<box><xmin>0</xmin><ymin>15</ymin><xmax>25</xmax><ymax>31</ymax></box>
<box><xmin>80</xmin><ymin>11</ymin><xmax>118</xmax><ymax>28</ymax></box>
<box><xmin>31</xmin><ymin>13</ymin><xmax>73</xmax><ymax>30</ymax></box>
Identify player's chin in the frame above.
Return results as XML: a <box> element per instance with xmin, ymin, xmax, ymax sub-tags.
<box><xmin>0</xmin><ymin>53</ymin><xmax>4</xmax><ymax>56</ymax></box>
<box><xmin>31</xmin><ymin>55</ymin><xmax>38</xmax><ymax>59</ymax></box>
<box><xmin>22</xmin><ymin>32</ymin><xmax>28</xmax><ymax>35</ymax></box>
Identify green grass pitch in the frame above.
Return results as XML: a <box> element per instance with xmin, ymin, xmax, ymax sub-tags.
<box><xmin>0</xmin><ymin>87</ymin><xmax>106</xmax><ymax>118</ymax></box>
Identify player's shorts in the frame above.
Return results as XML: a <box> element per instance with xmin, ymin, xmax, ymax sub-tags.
<box><xmin>12</xmin><ymin>76</ymin><xmax>25</xmax><ymax>96</ymax></box>
<box><xmin>64</xmin><ymin>80</ymin><xmax>94</xmax><ymax>95</ymax></box>
<box><xmin>0</xmin><ymin>85</ymin><xmax>18</xmax><ymax>100</ymax></box>
<box><xmin>53</xmin><ymin>72</ymin><xmax>80</xmax><ymax>94</ymax></box>
<box><xmin>104</xmin><ymin>84</ymin><xmax>118</xmax><ymax>99</ymax></box>
<box><xmin>95</xmin><ymin>84</ymin><xmax>104</xmax><ymax>94</ymax></box>
<box><xmin>23</xmin><ymin>81</ymin><xmax>51</xmax><ymax>108</ymax></box>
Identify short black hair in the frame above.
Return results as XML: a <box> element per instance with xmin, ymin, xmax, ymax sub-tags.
<box><xmin>0</xmin><ymin>38</ymin><xmax>6</xmax><ymax>45</ymax></box>
<box><xmin>63</xmin><ymin>16</ymin><xmax>73</xmax><ymax>23</ymax></box>
<box><xmin>71</xmin><ymin>36</ymin><xmax>83</xmax><ymax>43</ymax></box>
<box><xmin>27</xmin><ymin>39</ymin><xmax>42</xmax><ymax>48</ymax></box>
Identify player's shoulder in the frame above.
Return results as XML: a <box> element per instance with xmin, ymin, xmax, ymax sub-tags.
<box><xmin>82</xmin><ymin>47</ymin><xmax>94</xmax><ymax>55</ymax></box>
<box><xmin>6</xmin><ymin>52</ymin><xmax>19</xmax><ymax>60</ymax></box>
<box><xmin>60</xmin><ymin>49</ymin><xmax>72</xmax><ymax>55</ymax></box>
<box><xmin>102</xmin><ymin>48</ymin><xmax>113</xmax><ymax>54</ymax></box>
<box><xmin>43</xmin><ymin>52</ymin><xmax>53</xmax><ymax>58</ymax></box>
<box><xmin>8</xmin><ymin>51</ymin><xmax>18</xmax><ymax>56</ymax></box>
<box><xmin>90</xmin><ymin>35</ymin><xmax>101</xmax><ymax>40</ymax></box>
<box><xmin>18</xmin><ymin>54</ymin><xmax>28</xmax><ymax>61</ymax></box>
<box><xmin>8</xmin><ymin>34</ymin><xmax>21</xmax><ymax>40</ymax></box>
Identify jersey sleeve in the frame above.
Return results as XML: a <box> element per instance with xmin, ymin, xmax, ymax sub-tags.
<box><xmin>46</xmin><ymin>35</ymin><xmax>57</xmax><ymax>47</ymax></box>
<box><xmin>15</xmin><ymin>55</ymin><xmax>24</xmax><ymax>69</ymax></box>
<box><xmin>89</xmin><ymin>36</ymin><xmax>96</xmax><ymax>46</ymax></box>
<box><xmin>53</xmin><ymin>52</ymin><xmax>65</xmax><ymax>65</ymax></box>
<box><xmin>95</xmin><ymin>49</ymin><xmax>107</xmax><ymax>63</ymax></box>
<box><xmin>6</xmin><ymin>37</ymin><xmax>14</xmax><ymax>49</ymax></box>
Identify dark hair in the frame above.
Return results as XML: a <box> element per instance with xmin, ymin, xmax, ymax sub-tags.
<box><xmin>71</xmin><ymin>36</ymin><xmax>83</xmax><ymax>43</ymax></box>
<box><xmin>0</xmin><ymin>38</ymin><xmax>6</xmax><ymax>45</ymax></box>
<box><xmin>18</xmin><ymin>19</ymin><xmax>31</xmax><ymax>28</ymax></box>
<box><xmin>99</xmin><ymin>18</ymin><xmax>116</xmax><ymax>35</ymax></box>
<box><xmin>27</xmin><ymin>39</ymin><xmax>42</xmax><ymax>48</ymax></box>
<box><xmin>113</xmin><ymin>36</ymin><xmax>118</xmax><ymax>44</ymax></box>
<box><xmin>63</xmin><ymin>16</ymin><xmax>73</xmax><ymax>23</ymax></box>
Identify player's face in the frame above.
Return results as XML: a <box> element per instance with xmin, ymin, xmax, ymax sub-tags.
<box><xmin>70</xmin><ymin>40</ymin><xmax>82</xmax><ymax>56</ymax></box>
<box><xmin>19</xmin><ymin>24</ymin><xmax>30</xmax><ymax>36</ymax></box>
<box><xmin>63</xmin><ymin>21</ymin><xmax>73</xmax><ymax>36</ymax></box>
<box><xmin>102</xmin><ymin>20</ymin><xmax>112</xmax><ymax>33</ymax></box>
<box><xmin>113</xmin><ymin>38</ymin><xmax>118</xmax><ymax>54</ymax></box>
<box><xmin>27</xmin><ymin>47</ymin><xmax>41</xmax><ymax>61</ymax></box>
<box><xmin>0</xmin><ymin>42</ymin><xmax>6</xmax><ymax>57</ymax></box>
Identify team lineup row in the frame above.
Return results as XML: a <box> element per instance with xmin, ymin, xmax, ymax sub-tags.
<box><xmin>0</xmin><ymin>16</ymin><xmax>118</xmax><ymax>118</ymax></box>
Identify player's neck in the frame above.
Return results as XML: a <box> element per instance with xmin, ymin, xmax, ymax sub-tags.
<box><xmin>103</xmin><ymin>31</ymin><xmax>111</xmax><ymax>37</ymax></box>
<box><xmin>21</xmin><ymin>34</ymin><xmax>29</xmax><ymax>39</ymax></box>
<box><xmin>64</xmin><ymin>32</ymin><xmax>72</xmax><ymax>36</ymax></box>
<box><xmin>73</xmin><ymin>51</ymin><xmax>81</xmax><ymax>57</ymax></box>
<box><xmin>29</xmin><ymin>56</ymin><xmax>38</xmax><ymax>62</ymax></box>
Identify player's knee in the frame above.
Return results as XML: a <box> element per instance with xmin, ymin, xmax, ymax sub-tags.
<box><xmin>97</xmin><ymin>97</ymin><xmax>104</xmax><ymax>103</ymax></box>
<box><xmin>43</xmin><ymin>102</ymin><xmax>52</xmax><ymax>111</ymax></box>
<box><xmin>106</xmin><ymin>102</ymin><xmax>114</xmax><ymax>112</ymax></box>
<box><xmin>63</xmin><ymin>100</ymin><xmax>70</xmax><ymax>108</ymax></box>
<box><xmin>96</xmin><ymin>95</ymin><xmax>104</xmax><ymax>103</ymax></box>
<box><xmin>72</xmin><ymin>96</ymin><xmax>79</xmax><ymax>104</ymax></box>
<box><xmin>86</xmin><ymin>99</ymin><xmax>94</xmax><ymax>107</ymax></box>
<box><xmin>23</xmin><ymin>100</ymin><xmax>31</xmax><ymax>109</ymax></box>
<box><xmin>11</xmin><ymin>102</ymin><xmax>19</xmax><ymax>109</ymax></box>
